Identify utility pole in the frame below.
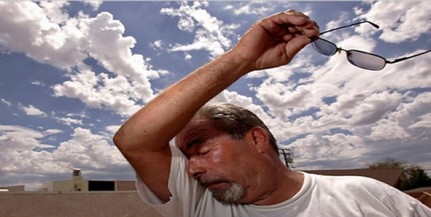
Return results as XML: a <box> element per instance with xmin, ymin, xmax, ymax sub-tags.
<box><xmin>279</xmin><ymin>147</ymin><xmax>294</xmax><ymax>168</ymax></box>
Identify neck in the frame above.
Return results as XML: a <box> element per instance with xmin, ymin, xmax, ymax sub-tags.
<box><xmin>252</xmin><ymin>165</ymin><xmax>304</xmax><ymax>206</ymax></box>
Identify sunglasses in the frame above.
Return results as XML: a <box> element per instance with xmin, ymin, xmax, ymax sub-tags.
<box><xmin>312</xmin><ymin>20</ymin><xmax>431</xmax><ymax>71</ymax></box>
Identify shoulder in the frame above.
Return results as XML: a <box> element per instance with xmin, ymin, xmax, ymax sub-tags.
<box><xmin>305</xmin><ymin>172</ymin><xmax>396</xmax><ymax>194</ymax></box>
<box><xmin>306</xmin><ymin>172</ymin><xmax>415</xmax><ymax>203</ymax></box>
<box><xmin>300</xmin><ymin>173</ymin><xmax>431</xmax><ymax>216</ymax></box>
<box><xmin>306</xmin><ymin>172</ymin><xmax>384</xmax><ymax>185</ymax></box>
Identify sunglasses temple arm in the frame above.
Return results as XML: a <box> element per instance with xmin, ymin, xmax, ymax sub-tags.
<box><xmin>386</xmin><ymin>50</ymin><xmax>431</xmax><ymax>64</ymax></box>
<box><xmin>320</xmin><ymin>20</ymin><xmax>379</xmax><ymax>35</ymax></box>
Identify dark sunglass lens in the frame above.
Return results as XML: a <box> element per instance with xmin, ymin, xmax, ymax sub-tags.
<box><xmin>347</xmin><ymin>50</ymin><xmax>386</xmax><ymax>70</ymax></box>
<box><xmin>312</xmin><ymin>38</ymin><xmax>337</xmax><ymax>56</ymax></box>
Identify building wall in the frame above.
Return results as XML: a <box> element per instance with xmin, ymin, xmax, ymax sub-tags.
<box><xmin>39</xmin><ymin>179</ymin><xmax>135</xmax><ymax>192</ymax></box>
<box><xmin>0</xmin><ymin>191</ymin><xmax>162</xmax><ymax>217</ymax></box>
<box><xmin>39</xmin><ymin>173</ymin><xmax>88</xmax><ymax>192</ymax></box>
<box><xmin>115</xmin><ymin>181</ymin><xmax>136</xmax><ymax>191</ymax></box>
<box><xmin>51</xmin><ymin>179</ymin><xmax>88</xmax><ymax>192</ymax></box>
<box><xmin>0</xmin><ymin>185</ymin><xmax>25</xmax><ymax>192</ymax></box>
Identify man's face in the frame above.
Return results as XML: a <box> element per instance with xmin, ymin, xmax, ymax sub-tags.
<box><xmin>175</xmin><ymin>119</ymin><xmax>256</xmax><ymax>203</ymax></box>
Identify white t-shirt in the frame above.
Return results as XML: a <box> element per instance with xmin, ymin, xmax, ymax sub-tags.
<box><xmin>136</xmin><ymin>145</ymin><xmax>431</xmax><ymax>217</ymax></box>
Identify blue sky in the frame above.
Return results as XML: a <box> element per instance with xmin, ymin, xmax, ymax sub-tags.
<box><xmin>0</xmin><ymin>1</ymin><xmax>430</xmax><ymax>190</ymax></box>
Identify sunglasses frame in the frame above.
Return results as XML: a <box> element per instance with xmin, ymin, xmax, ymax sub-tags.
<box><xmin>313</xmin><ymin>20</ymin><xmax>431</xmax><ymax>71</ymax></box>
<box><xmin>313</xmin><ymin>37</ymin><xmax>388</xmax><ymax>70</ymax></box>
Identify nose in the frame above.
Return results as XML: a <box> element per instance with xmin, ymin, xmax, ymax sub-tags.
<box><xmin>187</xmin><ymin>157</ymin><xmax>206</xmax><ymax>179</ymax></box>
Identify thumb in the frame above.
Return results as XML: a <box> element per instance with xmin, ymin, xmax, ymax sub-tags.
<box><xmin>285</xmin><ymin>35</ymin><xmax>313</xmax><ymax>61</ymax></box>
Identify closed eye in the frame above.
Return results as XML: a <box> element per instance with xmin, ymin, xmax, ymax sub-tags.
<box><xmin>182</xmin><ymin>138</ymin><xmax>206</xmax><ymax>158</ymax></box>
<box><xmin>198</xmin><ymin>148</ymin><xmax>210</xmax><ymax>156</ymax></box>
<box><xmin>186</xmin><ymin>138</ymin><xmax>204</xmax><ymax>150</ymax></box>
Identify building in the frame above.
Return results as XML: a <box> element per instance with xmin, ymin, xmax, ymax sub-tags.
<box><xmin>0</xmin><ymin>169</ymin><xmax>155</xmax><ymax>217</ymax></box>
<box><xmin>405</xmin><ymin>187</ymin><xmax>431</xmax><ymax>207</ymax></box>
<box><xmin>0</xmin><ymin>185</ymin><xmax>25</xmax><ymax>192</ymax></box>
<box><xmin>39</xmin><ymin>169</ymin><xmax>136</xmax><ymax>192</ymax></box>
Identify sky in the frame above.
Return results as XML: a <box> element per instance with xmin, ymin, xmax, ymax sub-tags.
<box><xmin>0</xmin><ymin>1</ymin><xmax>430</xmax><ymax>190</ymax></box>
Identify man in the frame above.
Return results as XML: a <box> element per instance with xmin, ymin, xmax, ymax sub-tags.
<box><xmin>114</xmin><ymin>10</ymin><xmax>431</xmax><ymax>216</ymax></box>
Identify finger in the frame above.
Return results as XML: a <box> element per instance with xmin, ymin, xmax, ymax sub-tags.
<box><xmin>299</xmin><ymin>21</ymin><xmax>320</xmax><ymax>38</ymax></box>
<box><xmin>284</xmin><ymin>9</ymin><xmax>311</xmax><ymax>21</ymax></box>
<box><xmin>270</xmin><ymin>11</ymin><xmax>320</xmax><ymax>37</ymax></box>
<box><xmin>279</xmin><ymin>10</ymin><xmax>311</xmax><ymax>26</ymax></box>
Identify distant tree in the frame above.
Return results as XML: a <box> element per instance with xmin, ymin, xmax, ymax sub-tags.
<box><xmin>401</xmin><ymin>165</ymin><xmax>431</xmax><ymax>190</ymax></box>
<box><xmin>367</xmin><ymin>157</ymin><xmax>431</xmax><ymax>190</ymax></box>
<box><xmin>367</xmin><ymin>157</ymin><xmax>406</xmax><ymax>169</ymax></box>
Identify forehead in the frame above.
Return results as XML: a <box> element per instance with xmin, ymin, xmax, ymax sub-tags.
<box><xmin>175</xmin><ymin>119</ymin><xmax>217</xmax><ymax>148</ymax></box>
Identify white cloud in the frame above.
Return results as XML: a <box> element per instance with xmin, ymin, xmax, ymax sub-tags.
<box><xmin>150</xmin><ymin>39</ymin><xmax>164</xmax><ymax>52</ymax></box>
<box><xmin>81</xmin><ymin>12</ymin><xmax>161</xmax><ymax>82</ymax></box>
<box><xmin>82</xmin><ymin>0</ymin><xmax>103</xmax><ymax>10</ymax></box>
<box><xmin>0</xmin><ymin>1</ymin><xmax>87</xmax><ymax>69</ymax></box>
<box><xmin>347</xmin><ymin>91</ymin><xmax>402</xmax><ymax>126</ymax></box>
<box><xmin>223</xmin><ymin>2</ymin><xmax>276</xmax><ymax>16</ymax></box>
<box><xmin>0</xmin><ymin>2</ymin><xmax>167</xmax><ymax>116</ymax></box>
<box><xmin>43</xmin><ymin>128</ymin><xmax>63</xmax><ymax>136</ymax></box>
<box><xmin>53</xmin><ymin>127</ymin><xmax>128</xmax><ymax>170</ymax></box>
<box><xmin>0</xmin><ymin>124</ymin><xmax>129</xmax><ymax>188</ymax></box>
<box><xmin>161</xmin><ymin>1</ymin><xmax>237</xmax><ymax>58</ymax></box>
<box><xmin>359</xmin><ymin>1</ymin><xmax>431</xmax><ymax>43</ymax></box>
<box><xmin>53</xmin><ymin>69</ymin><xmax>143</xmax><ymax>116</ymax></box>
<box><xmin>1</xmin><ymin>98</ymin><xmax>11</xmax><ymax>106</ymax></box>
<box><xmin>20</xmin><ymin>104</ymin><xmax>47</xmax><ymax>117</ymax></box>
<box><xmin>38</xmin><ymin>1</ymin><xmax>70</xmax><ymax>24</ymax></box>
<box><xmin>0</xmin><ymin>125</ymin><xmax>44</xmax><ymax>153</ymax></box>
<box><xmin>57</xmin><ymin>117</ymin><xmax>83</xmax><ymax>126</ymax></box>
<box><xmin>105</xmin><ymin>125</ymin><xmax>121</xmax><ymax>135</ymax></box>
<box><xmin>31</xmin><ymin>80</ymin><xmax>45</xmax><ymax>86</ymax></box>
<box><xmin>0</xmin><ymin>125</ymin><xmax>67</xmax><ymax>189</ymax></box>
<box><xmin>409</xmin><ymin>113</ymin><xmax>431</xmax><ymax>129</ymax></box>
<box><xmin>290</xmin><ymin>133</ymin><xmax>369</xmax><ymax>169</ymax></box>
<box><xmin>369</xmin><ymin>92</ymin><xmax>431</xmax><ymax>139</ymax></box>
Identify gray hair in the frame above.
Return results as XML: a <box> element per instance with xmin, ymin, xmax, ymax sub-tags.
<box><xmin>192</xmin><ymin>103</ymin><xmax>279</xmax><ymax>154</ymax></box>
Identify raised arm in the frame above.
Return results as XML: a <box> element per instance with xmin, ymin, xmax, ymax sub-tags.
<box><xmin>113</xmin><ymin>10</ymin><xmax>319</xmax><ymax>202</ymax></box>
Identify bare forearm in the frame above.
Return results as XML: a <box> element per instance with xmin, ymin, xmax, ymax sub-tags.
<box><xmin>113</xmin><ymin>49</ymin><xmax>252</xmax><ymax>153</ymax></box>
<box><xmin>114</xmin><ymin>10</ymin><xmax>319</xmax><ymax>155</ymax></box>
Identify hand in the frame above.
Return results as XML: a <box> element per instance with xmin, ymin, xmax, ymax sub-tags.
<box><xmin>232</xmin><ymin>10</ymin><xmax>319</xmax><ymax>71</ymax></box>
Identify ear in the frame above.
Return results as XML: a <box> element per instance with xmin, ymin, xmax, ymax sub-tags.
<box><xmin>246</xmin><ymin>126</ymin><xmax>269</xmax><ymax>153</ymax></box>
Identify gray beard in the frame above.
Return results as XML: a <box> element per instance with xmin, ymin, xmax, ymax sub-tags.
<box><xmin>211</xmin><ymin>182</ymin><xmax>245</xmax><ymax>203</ymax></box>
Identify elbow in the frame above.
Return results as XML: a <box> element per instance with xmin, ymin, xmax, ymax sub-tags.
<box><xmin>113</xmin><ymin>127</ymin><xmax>147</xmax><ymax>157</ymax></box>
<box><xmin>113</xmin><ymin>128</ymin><xmax>129</xmax><ymax>153</ymax></box>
